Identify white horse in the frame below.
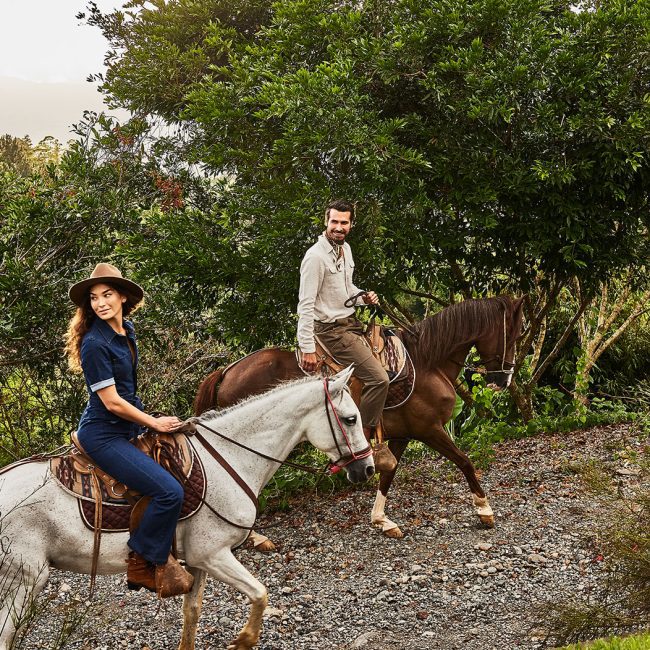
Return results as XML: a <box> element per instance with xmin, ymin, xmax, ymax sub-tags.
<box><xmin>0</xmin><ymin>367</ymin><xmax>373</xmax><ymax>650</ymax></box>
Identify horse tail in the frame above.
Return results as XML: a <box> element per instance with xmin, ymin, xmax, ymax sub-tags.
<box><xmin>193</xmin><ymin>368</ymin><xmax>225</xmax><ymax>415</ymax></box>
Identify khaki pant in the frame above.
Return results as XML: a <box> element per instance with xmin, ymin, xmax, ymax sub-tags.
<box><xmin>314</xmin><ymin>317</ymin><xmax>389</xmax><ymax>427</ymax></box>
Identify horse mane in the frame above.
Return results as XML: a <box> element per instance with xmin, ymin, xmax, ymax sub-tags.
<box><xmin>198</xmin><ymin>375</ymin><xmax>316</xmax><ymax>424</ymax></box>
<box><xmin>404</xmin><ymin>296</ymin><xmax>515</xmax><ymax>370</ymax></box>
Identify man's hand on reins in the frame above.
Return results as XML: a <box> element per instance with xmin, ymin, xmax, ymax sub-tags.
<box><xmin>363</xmin><ymin>291</ymin><xmax>380</xmax><ymax>305</ymax></box>
<box><xmin>301</xmin><ymin>351</ymin><xmax>319</xmax><ymax>372</ymax></box>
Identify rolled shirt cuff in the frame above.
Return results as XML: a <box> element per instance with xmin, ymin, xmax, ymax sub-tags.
<box><xmin>90</xmin><ymin>377</ymin><xmax>116</xmax><ymax>392</ymax></box>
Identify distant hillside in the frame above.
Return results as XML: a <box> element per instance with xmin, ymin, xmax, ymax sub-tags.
<box><xmin>0</xmin><ymin>76</ymin><xmax>128</xmax><ymax>143</ymax></box>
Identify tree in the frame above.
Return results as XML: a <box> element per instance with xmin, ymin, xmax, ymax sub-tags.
<box><xmin>83</xmin><ymin>0</ymin><xmax>650</xmax><ymax>411</ymax></box>
<box><xmin>0</xmin><ymin>135</ymin><xmax>62</xmax><ymax>176</ymax></box>
<box><xmin>0</xmin><ymin>115</ymin><xmax>221</xmax><ymax>461</ymax></box>
<box><xmin>573</xmin><ymin>273</ymin><xmax>650</xmax><ymax>406</ymax></box>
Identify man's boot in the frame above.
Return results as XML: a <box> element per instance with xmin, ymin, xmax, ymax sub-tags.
<box><xmin>127</xmin><ymin>551</ymin><xmax>156</xmax><ymax>592</ymax></box>
<box><xmin>155</xmin><ymin>555</ymin><xmax>195</xmax><ymax>598</ymax></box>
<box><xmin>364</xmin><ymin>425</ymin><xmax>398</xmax><ymax>474</ymax></box>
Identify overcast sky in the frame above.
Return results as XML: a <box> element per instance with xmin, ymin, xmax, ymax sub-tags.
<box><xmin>0</xmin><ymin>0</ymin><xmax>128</xmax><ymax>142</ymax></box>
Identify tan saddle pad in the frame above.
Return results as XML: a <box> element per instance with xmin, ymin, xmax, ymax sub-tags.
<box><xmin>297</xmin><ymin>325</ymin><xmax>415</xmax><ymax>409</ymax></box>
<box><xmin>50</xmin><ymin>432</ymin><xmax>206</xmax><ymax>532</ymax></box>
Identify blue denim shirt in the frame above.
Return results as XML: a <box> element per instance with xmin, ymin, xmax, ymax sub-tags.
<box><xmin>77</xmin><ymin>317</ymin><xmax>144</xmax><ymax>439</ymax></box>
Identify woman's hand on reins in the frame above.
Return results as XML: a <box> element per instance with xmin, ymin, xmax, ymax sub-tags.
<box><xmin>150</xmin><ymin>415</ymin><xmax>183</xmax><ymax>433</ymax></box>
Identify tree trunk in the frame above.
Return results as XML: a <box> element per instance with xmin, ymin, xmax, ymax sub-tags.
<box><xmin>508</xmin><ymin>379</ymin><xmax>534</xmax><ymax>423</ymax></box>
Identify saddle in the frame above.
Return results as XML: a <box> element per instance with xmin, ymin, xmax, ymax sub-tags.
<box><xmin>297</xmin><ymin>323</ymin><xmax>415</xmax><ymax>409</ymax></box>
<box><xmin>51</xmin><ymin>431</ymin><xmax>206</xmax><ymax>532</ymax></box>
<box><xmin>51</xmin><ymin>430</ymin><xmax>206</xmax><ymax>595</ymax></box>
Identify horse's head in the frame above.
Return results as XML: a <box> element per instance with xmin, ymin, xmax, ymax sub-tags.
<box><xmin>305</xmin><ymin>366</ymin><xmax>375</xmax><ymax>484</ymax></box>
<box><xmin>475</xmin><ymin>296</ymin><xmax>526</xmax><ymax>391</ymax></box>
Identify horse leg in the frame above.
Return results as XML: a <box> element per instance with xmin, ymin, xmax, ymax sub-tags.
<box><xmin>427</xmin><ymin>427</ymin><xmax>495</xmax><ymax>527</ymax></box>
<box><xmin>201</xmin><ymin>549</ymin><xmax>267</xmax><ymax>650</ymax></box>
<box><xmin>371</xmin><ymin>438</ymin><xmax>409</xmax><ymax>539</ymax></box>
<box><xmin>178</xmin><ymin>567</ymin><xmax>207</xmax><ymax>650</ymax></box>
<box><xmin>0</xmin><ymin>560</ymin><xmax>49</xmax><ymax>650</ymax></box>
<box><xmin>246</xmin><ymin>530</ymin><xmax>276</xmax><ymax>553</ymax></box>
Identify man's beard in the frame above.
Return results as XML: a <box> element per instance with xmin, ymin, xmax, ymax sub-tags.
<box><xmin>326</xmin><ymin>231</ymin><xmax>346</xmax><ymax>246</ymax></box>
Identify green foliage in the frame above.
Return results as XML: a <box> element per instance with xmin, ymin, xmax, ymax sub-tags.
<box><xmin>0</xmin><ymin>135</ymin><xmax>62</xmax><ymax>176</ymax></box>
<box><xmin>560</xmin><ymin>633</ymin><xmax>650</xmax><ymax>650</ymax></box>
<box><xmin>454</xmin><ymin>371</ymin><xmax>647</xmax><ymax>468</ymax></box>
<box><xmin>3</xmin><ymin>0</ymin><xmax>650</xmax><ymax>460</ymax></box>
<box><xmin>84</xmin><ymin>0</ymin><xmax>650</xmax><ymax>351</ymax></box>
<box><xmin>0</xmin><ymin>115</ymin><xmax>223</xmax><ymax>459</ymax></box>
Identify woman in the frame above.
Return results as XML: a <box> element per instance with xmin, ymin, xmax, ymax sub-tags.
<box><xmin>65</xmin><ymin>262</ymin><xmax>193</xmax><ymax>598</ymax></box>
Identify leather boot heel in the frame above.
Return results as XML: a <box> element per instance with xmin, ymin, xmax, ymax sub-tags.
<box><xmin>155</xmin><ymin>555</ymin><xmax>195</xmax><ymax>598</ymax></box>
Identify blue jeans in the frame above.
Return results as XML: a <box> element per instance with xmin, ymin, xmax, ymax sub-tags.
<box><xmin>77</xmin><ymin>430</ymin><xmax>184</xmax><ymax>565</ymax></box>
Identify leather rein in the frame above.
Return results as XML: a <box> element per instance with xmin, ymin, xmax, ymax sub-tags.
<box><xmin>187</xmin><ymin>378</ymin><xmax>372</xmax><ymax>533</ymax></box>
<box><xmin>346</xmin><ymin>290</ymin><xmax>514</xmax><ymax>378</ymax></box>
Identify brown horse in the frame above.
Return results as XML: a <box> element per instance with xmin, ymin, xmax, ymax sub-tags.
<box><xmin>194</xmin><ymin>296</ymin><xmax>525</xmax><ymax>542</ymax></box>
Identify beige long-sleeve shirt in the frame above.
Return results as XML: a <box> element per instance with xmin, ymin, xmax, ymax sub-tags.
<box><xmin>297</xmin><ymin>234</ymin><xmax>365</xmax><ymax>353</ymax></box>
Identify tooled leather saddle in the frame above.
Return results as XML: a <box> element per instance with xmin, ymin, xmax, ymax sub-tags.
<box><xmin>50</xmin><ymin>431</ymin><xmax>206</xmax><ymax>533</ymax></box>
<box><xmin>296</xmin><ymin>323</ymin><xmax>415</xmax><ymax>409</ymax></box>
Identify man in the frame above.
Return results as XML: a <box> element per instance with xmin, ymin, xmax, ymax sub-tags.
<box><xmin>297</xmin><ymin>199</ymin><xmax>389</xmax><ymax>442</ymax></box>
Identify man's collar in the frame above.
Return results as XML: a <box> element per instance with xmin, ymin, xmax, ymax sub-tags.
<box><xmin>318</xmin><ymin>233</ymin><xmax>347</xmax><ymax>256</ymax></box>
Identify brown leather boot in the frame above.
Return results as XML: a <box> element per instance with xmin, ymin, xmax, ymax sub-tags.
<box><xmin>126</xmin><ymin>551</ymin><xmax>156</xmax><ymax>593</ymax></box>
<box><xmin>365</xmin><ymin>424</ymin><xmax>398</xmax><ymax>473</ymax></box>
<box><xmin>155</xmin><ymin>555</ymin><xmax>194</xmax><ymax>598</ymax></box>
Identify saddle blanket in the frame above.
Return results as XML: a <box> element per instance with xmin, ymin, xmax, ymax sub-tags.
<box><xmin>51</xmin><ymin>434</ymin><xmax>206</xmax><ymax>532</ymax></box>
<box><xmin>298</xmin><ymin>326</ymin><xmax>415</xmax><ymax>409</ymax></box>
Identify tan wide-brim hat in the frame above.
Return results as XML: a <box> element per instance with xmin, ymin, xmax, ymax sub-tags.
<box><xmin>69</xmin><ymin>263</ymin><xmax>144</xmax><ymax>307</ymax></box>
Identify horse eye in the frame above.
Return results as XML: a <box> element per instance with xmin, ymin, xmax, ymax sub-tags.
<box><xmin>342</xmin><ymin>415</ymin><xmax>357</xmax><ymax>426</ymax></box>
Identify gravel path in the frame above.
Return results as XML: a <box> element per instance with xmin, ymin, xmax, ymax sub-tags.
<box><xmin>22</xmin><ymin>422</ymin><xmax>648</xmax><ymax>650</ymax></box>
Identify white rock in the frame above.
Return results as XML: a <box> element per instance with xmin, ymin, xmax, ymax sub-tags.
<box><xmin>263</xmin><ymin>607</ymin><xmax>284</xmax><ymax>618</ymax></box>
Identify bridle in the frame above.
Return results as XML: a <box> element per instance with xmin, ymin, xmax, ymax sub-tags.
<box><xmin>322</xmin><ymin>377</ymin><xmax>373</xmax><ymax>473</ymax></box>
<box><xmin>185</xmin><ymin>378</ymin><xmax>372</xmax><ymax>532</ymax></box>
<box><xmin>452</xmin><ymin>308</ymin><xmax>516</xmax><ymax>377</ymax></box>
<box><xmin>195</xmin><ymin>378</ymin><xmax>371</xmax><ymax>475</ymax></box>
<box><xmin>476</xmin><ymin>309</ymin><xmax>516</xmax><ymax>377</ymax></box>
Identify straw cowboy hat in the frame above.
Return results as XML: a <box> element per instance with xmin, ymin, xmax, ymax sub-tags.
<box><xmin>69</xmin><ymin>263</ymin><xmax>144</xmax><ymax>307</ymax></box>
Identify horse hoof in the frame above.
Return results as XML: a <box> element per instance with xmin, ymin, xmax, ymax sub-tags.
<box><xmin>254</xmin><ymin>540</ymin><xmax>276</xmax><ymax>553</ymax></box>
<box><xmin>479</xmin><ymin>514</ymin><xmax>495</xmax><ymax>528</ymax></box>
<box><xmin>383</xmin><ymin>526</ymin><xmax>404</xmax><ymax>539</ymax></box>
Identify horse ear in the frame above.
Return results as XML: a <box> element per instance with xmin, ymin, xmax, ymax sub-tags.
<box><xmin>329</xmin><ymin>365</ymin><xmax>354</xmax><ymax>394</ymax></box>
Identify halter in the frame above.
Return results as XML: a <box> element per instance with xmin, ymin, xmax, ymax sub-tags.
<box><xmin>477</xmin><ymin>309</ymin><xmax>516</xmax><ymax>376</ymax></box>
